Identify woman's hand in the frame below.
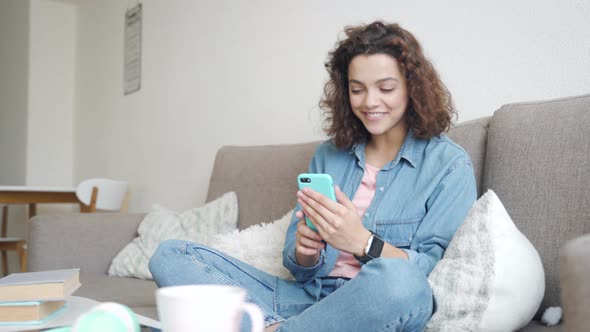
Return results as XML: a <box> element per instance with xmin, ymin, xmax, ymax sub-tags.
<box><xmin>294</xmin><ymin>211</ymin><xmax>325</xmax><ymax>267</ymax></box>
<box><xmin>297</xmin><ymin>186</ymin><xmax>371</xmax><ymax>257</ymax></box>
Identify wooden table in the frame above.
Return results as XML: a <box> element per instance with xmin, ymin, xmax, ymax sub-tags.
<box><xmin>0</xmin><ymin>185</ymin><xmax>78</xmax><ymax>274</ymax></box>
<box><xmin>0</xmin><ymin>186</ymin><xmax>78</xmax><ymax>218</ymax></box>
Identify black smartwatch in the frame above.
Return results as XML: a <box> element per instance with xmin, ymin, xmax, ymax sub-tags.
<box><xmin>354</xmin><ymin>231</ymin><xmax>384</xmax><ymax>264</ymax></box>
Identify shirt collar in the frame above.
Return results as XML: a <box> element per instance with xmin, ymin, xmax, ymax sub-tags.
<box><xmin>351</xmin><ymin>130</ymin><xmax>420</xmax><ymax>169</ymax></box>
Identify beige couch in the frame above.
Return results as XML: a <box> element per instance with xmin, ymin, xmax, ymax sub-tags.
<box><xmin>27</xmin><ymin>94</ymin><xmax>590</xmax><ymax>331</ymax></box>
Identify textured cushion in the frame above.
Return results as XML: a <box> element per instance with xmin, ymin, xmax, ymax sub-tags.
<box><xmin>483</xmin><ymin>94</ymin><xmax>590</xmax><ymax>317</ymax></box>
<box><xmin>207</xmin><ymin>142</ymin><xmax>318</xmax><ymax>229</ymax></box>
<box><xmin>210</xmin><ymin>209</ymin><xmax>294</xmax><ymax>280</ymax></box>
<box><xmin>448</xmin><ymin>116</ymin><xmax>490</xmax><ymax>196</ymax></box>
<box><xmin>426</xmin><ymin>190</ymin><xmax>544</xmax><ymax>331</ymax></box>
<box><xmin>108</xmin><ymin>192</ymin><xmax>238</xmax><ymax>279</ymax></box>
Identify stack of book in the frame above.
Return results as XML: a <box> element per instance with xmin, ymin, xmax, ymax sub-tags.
<box><xmin>0</xmin><ymin>268</ymin><xmax>80</xmax><ymax>326</ymax></box>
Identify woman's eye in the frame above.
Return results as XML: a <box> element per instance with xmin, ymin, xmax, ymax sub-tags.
<box><xmin>381</xmin><ymin>88</ymin><xmax>394</xmax><ymax>93</ymax></box>
<box><xmin>350</xmin><ymin>89</ymin><xmax>363</xmax><ymax>94</ymax></box>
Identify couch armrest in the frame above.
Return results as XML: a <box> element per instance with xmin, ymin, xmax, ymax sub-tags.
<box><xmin>27</xmin><ymin>213</ymin><xmax>145</xmax><ymax>274</ymax></box>
<box><xmin>560</xmin><ymin>233</ymin><xmax>590</xmax><ymax>331</ymax></box>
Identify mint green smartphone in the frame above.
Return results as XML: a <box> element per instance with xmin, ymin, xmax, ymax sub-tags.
<box><xmin>297</xmin><ymin>173</ymin><xmax>336</xmax><ymax>231</ymax></box>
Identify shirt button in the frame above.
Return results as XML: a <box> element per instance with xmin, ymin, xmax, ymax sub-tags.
<box><xmin>379</xmin><ymin>186</ymin><xmax>385</xmax><ymax>192</ymax></box>
<box><xmin>365</xmin><ymin>212</ymin><xmax>370</xmax><ymax>217</ymax></box>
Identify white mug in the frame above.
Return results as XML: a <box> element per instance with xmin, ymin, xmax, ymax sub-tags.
<box><xmin>156</xmin><ymin>284</ymin><xmax>264</xmax><ymax>332</ymax></box>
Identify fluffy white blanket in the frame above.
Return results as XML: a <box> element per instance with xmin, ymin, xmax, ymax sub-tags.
<box><xmin>210</xmin><ymin>209</ymin><xmax>295</xmax><ymax>280</ymax></box>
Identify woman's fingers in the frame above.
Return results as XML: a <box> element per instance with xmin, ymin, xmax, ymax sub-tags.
<box><xmin>296</xmin><ymin>220</ymin><xmax>322</xmax><ymax>241</ymax></box>
<box><xmin>295</xmin><ymin>220</ymin><xmax>325</xmax><ymax>255</ymax></box>
<box><xmin>299</xmin><ymin>188</ymin><xmax>340</xmax><ymax>214</ymax></box>
<box><xmin>298</xmin><ymin>197</ymin><xmax>334</xmax><ymax>236</ymax></box>
<box><xmin>297</xmin><ymin>186</ymin><xmax>365</xmax><ymax>254</ymax></box>
<box><xmin>295</xmin><ymin>210</ymin><xmax>304</xmax><ymax>219</ymax></box>
<box><xmin>298</xmin><ymin>236</ymin><xmax>324</xmax><ymax>250</ymax></box>
<box><xmin>296</xmin><ymin>245</ymin><xmax>319</xmax><ymax>256</ymax></box>
<box><xmin>334</xmin><ymin>185</ymin><xmax>355</xmax><ymax>210</ymax></box>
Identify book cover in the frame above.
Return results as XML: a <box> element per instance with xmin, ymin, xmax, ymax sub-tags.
<box><xmin>0</xmin><ymin>269</ymin><xmax>80</xmax><ymax>302</ymax></box>
<box><xmin>0</xmin><ymin>300</ymin><xmax>66</xmax><ymax>323</ymax></box>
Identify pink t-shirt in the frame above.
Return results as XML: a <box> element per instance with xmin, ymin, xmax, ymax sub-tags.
<box><xmin>329</xmin><ymin>163</ymin><xmax>380</xmax><ymax>278</ymax></box>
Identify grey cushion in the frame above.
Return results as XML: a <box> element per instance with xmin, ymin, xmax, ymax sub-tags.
<box><xmin>74</xmin><ymin>273</ymin><xmax>158</xmax><ymax>319</ymax></box>
<box><xmin>560</xmin><ymin>233</ymin><xmax>590</xmax><ymax>331</ymax></box>
<box><xmin>483</xmin><ymin>94</ymin><xmax>590</xmax><ymax>318</ymax></box>
<box><xmin>28</xmin><ymin>213</ymin><xmax>145</xmax><ymax>273</ymax></box>
<box><xmin>207</xmin><ymin>141</ymin><xmax>319</xmax><ymax>229</ymax></box>
<box><xmin>448</xmin><ymin>116</ymin><xmax>491</xmax><ymax>197</ymax></box>
<box><xmin>518</xmin><ymin>321</ymin><xmax>563</xmax><ymax>332</ymax></box>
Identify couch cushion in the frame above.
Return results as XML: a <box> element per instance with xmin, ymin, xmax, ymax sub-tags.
<box><xmin>108</xmin><ymin>192</ymin><xmax>238</xmax><ymax>280</ymax></box>
<box><xmin>426</xmin><ymin>190</ymin><xmax>544</xmax><ymax>331</ymax></box>
<box><xmin>518</xmin><ymin>321</ymin><xmax>563</xmax><ymax>332</ymax></box>
<box><xmin>207</xmin><ymin>142</ymin><xmax>318</xmax><ymax>229</ymax></box>
<box><xmin>448</xmin><ymin>116</ymin><xmax>490</xmax><ymax>197</ymax></box>
<box><xmin>74</xmin><ymin>273</ymin><xmax>158</xmax><ymax>319</ymax></box>
<box><xmin>28</xmin><ymin>213</ymin><xmax>145</xmax><ymax>273</ymax></box>
<box><xmin>559</xmin><ymin>233</ymin><xmax>590</xmax><ymax>332</ymax></box>
<box><xmin>483</xmin><ymin>94</ymin><xmax>590</xmax><ymax>318</ymax></box>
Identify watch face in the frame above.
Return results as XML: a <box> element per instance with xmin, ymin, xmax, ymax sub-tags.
<box><xmin>364</xmin><ymin>235</ymin><xmax>374</xmax><ymax>256</ymax></box>
<box><xmin>368</xmin><ymin>235</ymin><xmax>384</xmax><ymax>259</ymax></box>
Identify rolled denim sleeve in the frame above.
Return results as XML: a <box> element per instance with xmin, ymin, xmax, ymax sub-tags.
<box><xmin>402</xmin><ymin>159</ymin><xmax>477</xmax><ymax>276</ymax></box>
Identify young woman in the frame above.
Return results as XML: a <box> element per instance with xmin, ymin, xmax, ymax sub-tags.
<box><xmin>150</xmin><ymin>21</ymin><xmax>476</xmax><ymax>331</ymax></box>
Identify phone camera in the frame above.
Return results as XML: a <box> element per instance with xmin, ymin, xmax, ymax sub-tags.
<box><xmin>300</xmin><ymin>177</ymin><xmax>311</xmax><ymax>183</ymax></box>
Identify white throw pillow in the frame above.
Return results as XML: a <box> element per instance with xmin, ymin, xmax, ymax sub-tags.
<box><xmin>108</xmin><ymin>192</ymin><xmax>238</xmax><ymax>280</ymax></box>
<box><xmin>210</xmin><ymin>209</ymin><xmax>294</xmax><ymax>280</ymax></box>
<box><xmin>425</xmin><ymin>190</ymin><xmax>545</xmax><ymax>331</ymax></box>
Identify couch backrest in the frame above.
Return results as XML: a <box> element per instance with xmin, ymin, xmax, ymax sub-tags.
<box><xmin>483</xmin><ymin>94</ymin><xmax>590</xmax><ymax>316</ymax></box>
<box><xmin>206</xmin><ymin>94</ymin><xmax>590</xmax><ymax>318</ymax></box>
<box><xmin>206</xmin><ymin>118</ymin><xmax>490</xmax><ymax>230</ymax></box>
<box><xmin>207</xmin><ymin>142</ymin><xmax>318</xmax><ymax>230</ymax></box>
<box><xmin>447</xmin><ymin>116</ymin><xmax>491</xmax><ymax>196</ymax></box>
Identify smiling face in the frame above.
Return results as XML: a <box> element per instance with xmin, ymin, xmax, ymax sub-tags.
<box><xmin>348</xmin><ymin>53</ymin><xmax>409</xmax><ymax>141</ymax></box>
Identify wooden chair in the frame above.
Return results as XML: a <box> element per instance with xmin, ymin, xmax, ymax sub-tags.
<box><xmin>0</xmin><ymin>205</ymin><xmax>27</xmax><ymax>276</ymax></box>
<box><xmin>76</xmin><ymin>178</ymin><xmax>130</xmax><ymax>213</ymax></box>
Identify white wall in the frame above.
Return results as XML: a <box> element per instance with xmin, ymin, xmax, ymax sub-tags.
<box><xmin>3</xmin><ymin>0</ymin><xmax>560</xmax><ymax>215</ymax></box>
<box><xmin>0</xmin><ymin>0</ymin><xmax>30</xmax><ymax>274</ymax></box>
<box><xmin>0</xmin><ymin>0</ymin><xmax>29</xmax><ymax>186</ymax></box>
<box><xmin>27</xmin><ymin>0</ymin><xmax>76</xmax><ymax>189</ymax></box>
<box><xmin>0</xmin><ymin>0</ymin><xmax>76</xmax><ymax>273</ymax></box>
<box><xmin>1</xmin><ymin>0</ymin><xmax>588</xmax><ymax>269</ymax></box>
<box><xmin>68</xmin><ymin>0</ymin><xmax>588</xmax><ymax>213</ymax></box>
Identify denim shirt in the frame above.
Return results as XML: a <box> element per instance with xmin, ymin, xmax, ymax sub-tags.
<box><xmin>282</xmin><ymin>131</ymin><xmax>477</xmax><ymax>282</ymax></box>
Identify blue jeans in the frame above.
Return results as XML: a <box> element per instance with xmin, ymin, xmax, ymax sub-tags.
<box><xmin>149</xmin><ymin>240</ymin><xmax>433</xmax><ymax>332</ymax></box>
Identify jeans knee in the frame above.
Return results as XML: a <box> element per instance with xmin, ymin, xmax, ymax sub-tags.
<box><xmin>148</xmin><ymin>239</ymin><xmax>186</xmax><ymax>276</ymax></box>
<box><xmin>361</xmin><ymin>258</ymin><xmax>432</xmax><ymax>310</ymax></box>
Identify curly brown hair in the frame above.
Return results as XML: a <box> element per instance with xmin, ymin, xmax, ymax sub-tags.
<box><xmin>320</xmin><ymin>21</ymin><xmax>455</xmax><ymax>149</ymax></box>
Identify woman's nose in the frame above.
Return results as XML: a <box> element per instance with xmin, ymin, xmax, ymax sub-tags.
<box><xmin>363</xmin><ymin>90</ymin><xmax>380</xmax><ymax>108</ymax></box>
